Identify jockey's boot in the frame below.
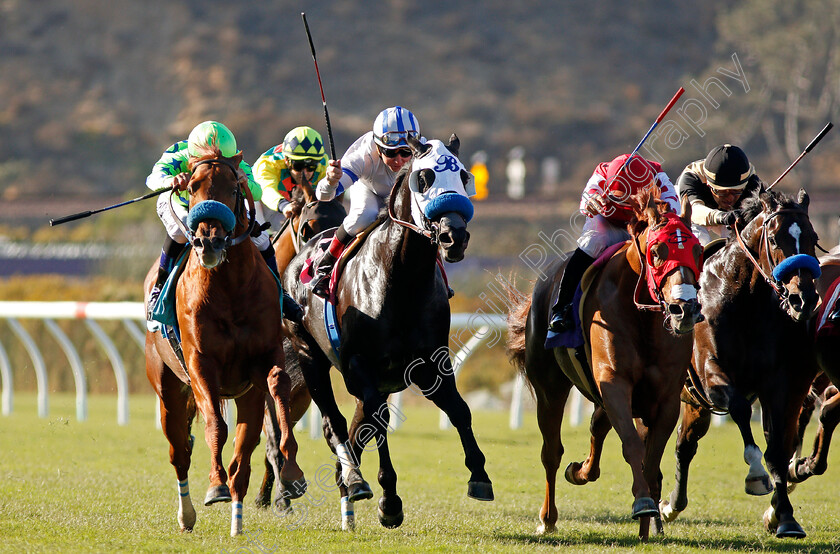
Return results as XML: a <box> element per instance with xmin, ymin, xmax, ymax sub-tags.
<box><xmin>147</xmin><ymin>237</ymin><xmax>188</xmax><ymax>321</ymax></box>
<box><xmin>281</xmin><ymin>291</ymin><xmax>304</xmax><ymax>324</ymax></box>
<box><xmin>547</xmin><ymin>248</ymin><xmax>594</xmax><ymax>333</ymax></box>
<box><xmin>258</xmin><ymin>244</ymin><xmax>304</xmax><ymax>324</ymax></box>
<box><xmin>259</xmin><ymin>244</ymin><xmax>281</xmax><ymax>278</ymax></box>
<box><xmin>312</xmin><ymin>226</ymin><xmax>354</xmax><ymax>298</ymax></box>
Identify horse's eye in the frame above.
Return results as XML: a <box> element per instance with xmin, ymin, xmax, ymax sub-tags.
<box><xmin>417</xmin><ymin>168</ymin><xmax>435</xmax><ymax>193</ymax></box>
<box><xmin>651</xmin><ymin>242</ymin><xmax>669</xmax><ymax>265</ymax></box>
<box><xmin>768</xmin><ymin>235</ymin><xmax>778</xmax><ymax>248</ymax></box>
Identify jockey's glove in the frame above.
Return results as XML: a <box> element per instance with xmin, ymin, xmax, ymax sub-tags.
<box><xmin>711</xmin><ymin>209</ymin><xmax>738</xmax><ymax>227</ymax></box>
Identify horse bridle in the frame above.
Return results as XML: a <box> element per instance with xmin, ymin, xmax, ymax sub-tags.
<box><xmin>733</xmin><ymin>207</ymin><xmax>808</xmax><ymax>301</ymax></box>
<box><xmin>170</xmin><ymin>158</ymin><xmax>256</xmax><ymax>250</ymax></box>
<box><xmin>387</xmin><ymin>174</ymin><xmax>438</xmax><ymax>244</ymax></box>
<box><xmin>631</xmin><ymin>219</ymin><xmax>692</xmax><ymax>313</ymax></box>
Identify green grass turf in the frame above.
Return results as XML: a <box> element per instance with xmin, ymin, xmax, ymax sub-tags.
<box><xmin>0</xmin><ymin>393</ymin><xmax>838</xmax><ymax>553</ymax></box>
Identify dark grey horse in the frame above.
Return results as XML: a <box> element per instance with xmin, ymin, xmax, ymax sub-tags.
<box><xmin>280</xmin><ymin>134</ymin><xmax>493</xmax><ymax>529</ymax></box>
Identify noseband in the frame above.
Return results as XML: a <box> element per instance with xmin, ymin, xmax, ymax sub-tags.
<box><xmin>171</xmin><ymin>158</ymin><xmax>256</xmax><ymax>251</ymax></box>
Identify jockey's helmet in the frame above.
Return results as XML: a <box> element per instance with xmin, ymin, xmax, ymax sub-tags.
<box><xmin>703</xmin><ymin>144</ymin><xmax>753</xmax><ymax>190</ymax></box>
<box><xmin>282</xmin><ymin>126</ymin><xmax>325</xmax><ymax>160</ymax></box>
<box><xmin>187</xmin><ymin>121</ymin><xmax>240</xmax><ymax>158</ymax></box>
<box><xmin>373</xmin><ymin>106</ymin><xmax>420</xmax><ymax>149</ymax></box>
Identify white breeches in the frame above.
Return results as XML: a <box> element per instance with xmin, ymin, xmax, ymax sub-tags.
<box><xmin>576</xmin><ymin>215</ymin><xmax>631</xmax><ymax>258</ymax></box>
<box><xmin>342</xmin><ymin>183</ymin><xmax>385</xmax><ymax>236</ymax></box>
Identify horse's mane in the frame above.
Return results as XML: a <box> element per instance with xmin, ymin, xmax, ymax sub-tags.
<box><xmin>737</xmin><ymin>188</ymin><xmax>797</xmax><ymax>224</ymax></box>
<box><xmin>628</xmin><ymin>185</ymin><xmax>670</xmax><ymax>235</ymax></box>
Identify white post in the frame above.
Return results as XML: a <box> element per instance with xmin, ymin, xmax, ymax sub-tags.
<box><xmin>44</xmin><ymin>319</ymin><xmax>87</xmax><ymax>422</ymax></box>
<box><xmin>85</xmin><ymin>320</ymin><xmax>129</xmax><ymax>425</ymax></box>
<box><xmin>0</xmin><ymin>336</ymin><xmax>13</xmax><ymax>415</ymax></box>
<box><xmin>509</xmin><ymin>372</ymin><xmax>526</xmax><ymax>429</ymax></box>
<box><xmin>8</xmin><ymin>319</ymin><xmax>48</xmax><ymax>418</ymax></box>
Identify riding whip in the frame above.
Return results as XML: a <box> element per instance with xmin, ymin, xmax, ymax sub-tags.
<box><xmin>767</xmin><ymin>122</ymin><xmax>833</xmax><ymax>190</ymax></box>
<box><xmin>600</xmin><ymin>88</ymin><xmax>685</xmax><ymax>202</ymax></box>
<box><xmin>301</xmin><ymin>12</ymin><xmax>337</xmax><ymax>160</ymax></box>
<box><xmin>49</xmin><ymin>185</ymin><xmax>174</xmax><ymax>226</ymax></box>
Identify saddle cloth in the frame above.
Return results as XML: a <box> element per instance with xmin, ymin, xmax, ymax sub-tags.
<box><xmin>545</xmin><ymin>241</ymin><xmax>628</xmax><ymax>350</ymax></box>
<box><xmin>816</xmin><ymin>271</ymin><xmax>840</xmax><ymax>339</ymax></box>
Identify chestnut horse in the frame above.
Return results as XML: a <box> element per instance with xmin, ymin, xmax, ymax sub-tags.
<box><xmin>145</xmin><ymin>151</ymin><xmax>306</xmax><ymax>536</ymax></box>
<box><xmin>787</xmin><ymin>251</ymin><xmax>840</xmax><ymax>486</ymax></box>
<box><xmin>255</xmin><ymin>183</ymin><xmax>346</xmax><ymax>512</ymax></box>
<box><xmin>281</xmin><ymin>134</ymin><xmax>491</xmax><ymax>530</ymax></box>
<box><xmin>507</xmin><ymin>191</ymin><xmax>704</xmax><ymax>541</ymax></box>
<box><xmin>660</xmin><ymin>188</ymin><xmax>821</xmax><ymax>538</ymax></box>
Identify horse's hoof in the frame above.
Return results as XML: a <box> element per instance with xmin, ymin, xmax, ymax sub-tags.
<box><xmin>467</xmin><ymin>480</ymin><xmax>494</xmax><ymax>501</ymax></box>
<box><xmin>659</xmin><ymin>499</ymin><xmax>681</xmax><ymax>523</ymax></box>
<box><xmin>745</xmin><ymin>474</ymin><xmax>774</xmax><ymax>496</ymax></box>
<box><xmin>280</xmin><ymin>477</ymin><xmax>307</xmax><ymax>500</ymax></box>
<box><xmin>348</xmin><ymin>480</ymin><xmax>373</xmax><ymax>502</ymax></box>
<box><xmin>631</xmin><ymin>497</ymin><xmax>659</xmax><ymax>520</ymax></box>
<box><xmin>536</xmin><ymin>521</ymin><xmax>556</xmax><ymax>535</ymax></box>
<box><xmin>178</xmin><ymin>505</ymin><xmax>196</xmax><ymax>532</ymax></box>
<box><xmin>204</xmin><ymin>484</ymin><xmax>232</xmax><ymax>506</ymax></box>
<box><xmin>378</xmin><ymin>496</ymin><xmax>404</xmax><ymax>529</ymax></box>
<box><xmin>273</xmin><ymin>494</ymin><xmax>292</xmax><ymax>515</ymax></box>
<box><xmin>776</xmin><ymin>520</ymin><xmax>806</xmax><ymax>539</ymax></box>
<box><xmin>564</xmin><ymin>462</ymin><xmax>586</xmax><ymax>485</ymax></box>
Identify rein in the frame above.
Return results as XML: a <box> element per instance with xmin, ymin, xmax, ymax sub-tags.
<box><xmin>388</xmin><ymin>175</ymin><xmax>436</xmax><ymax>242</ymax></box>
<box><xmin>632</xmin><ymin>228</ymin><xmax>667</xmax><ymax>312</ymax></box>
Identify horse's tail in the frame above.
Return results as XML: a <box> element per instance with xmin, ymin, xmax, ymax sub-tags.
<box><xmin>503</xmin><ymin>274</ymin><xmax>532</xmax><ymax>375</ymax></box>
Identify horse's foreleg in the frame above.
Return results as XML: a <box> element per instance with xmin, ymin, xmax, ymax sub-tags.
<box><xmin>226</xmin><ymin>387</ymin><xmax>265</xmax><ymax>536</ymax></box>
<box><xmin>639</xmin><ymin>394</ymin><xmax>681</xmax><ymax>538</ymax></box>
<box><xmin>661</xmin><ymin>400</ymin><xmax>711</xmax><ymax>523</ymax></box>
<box><xmin>566</xmin><ymin>404</ymin><xmax>611</xmax><ymax>486</ymax></box>
<box><xmin>189</xmin><ymin>375</ymin><xmax>231</xmax><ymax>507</ymax></box>
<box><xmin>599</xmin><ymin>380</ymin><xmax>657</xmax><ymax>523</ymax></box>
<box><xmin>255</xmin><ymin>394</ymin><xmax>285</xmax><ymax>511</ymax></box>
<box><xmin>350</xmin><ymin>396</ymin><xmax>402</xmax><ymax>529</ymax></box>
<box><xmin>760</xmin><ymin>386</ymin><xmax>812</xmax><ymax>539</ymax></box>
<box><xmin>267</xmin><ymin>364</ymin><xmax>306</xmax><ymax>496</ymax></box>
<box><xmin>790</xmin><ymin>384</ymin><xmax>840</xmax><ymax>484</ymax></box>
<box><xmin>417</xmin><ymin>371</ymin><xmax>493</xmax><ymax>501</ymax></box>
<box><xmin>157</xmin><ymin>368</ymin><xmax>197</xmax><ymax>532</ymax></box>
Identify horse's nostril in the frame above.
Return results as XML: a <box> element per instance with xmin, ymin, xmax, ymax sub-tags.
<box><xmin>438</xmin><ymin>232</ymin><xmax>453</xmax><ymax>246</ymax></box>
<box><xmin>668</xmin><ymin>304</ymin><xmax>683</xmax><ymax>316</ymax></box>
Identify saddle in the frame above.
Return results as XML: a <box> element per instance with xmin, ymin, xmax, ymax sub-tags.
<box><xmin>545</xmin><ymin>241</ymin><xmax>630</xmax><ymax>406</ymax></box>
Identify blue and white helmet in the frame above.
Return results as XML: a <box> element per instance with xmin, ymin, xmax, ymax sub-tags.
<box><xmin>373</xmin><ymin>106</ymin><xmax>420</xmax><ymax>149</ymax></box>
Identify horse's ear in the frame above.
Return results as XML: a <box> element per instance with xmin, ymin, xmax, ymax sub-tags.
<box><xmin>797</xmin><ymin>188</ymin><xmax>810</xmax><ymax>212</ymax></box>
<box><xmin>759</xmin><ymin>190</ymin><xmax>776</xmax><ymax>212</ymax></box>
<box><xmin>679</xmin><ymin>195</ymin><xmax>692</xmax><ymax>229</ymax></box>
<box><xmin>446</xmin><ymin>133</ymin><xmax>460</xmax><ymax>157</ymax></box>
<box><xmin>407</xmin><ymin>134</ymin><xmax>432</xmax><ymax>157</ymax></box>
<box><xmin>231</xmin><ymin>152</ymin><xmax>243</xmax><ymax>166</ymax></box>
<box><xmin>644</xmin><ymin>193</ymin><xmax>658</xmax><ymax>223</ymax></box>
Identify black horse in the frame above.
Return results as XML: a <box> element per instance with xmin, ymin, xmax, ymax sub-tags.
<box><xmin>281</xmin><ymin>134</ymin><xmax>492</xmax><ymax>529</ymax></box>
<box><xmin>660</xmin><ymin>188</ymin><xmax>821</xmax><ymax>538</ymax></box>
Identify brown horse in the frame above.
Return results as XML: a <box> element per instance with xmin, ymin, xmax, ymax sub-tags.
<box><xmin>659</xmin><ymin>188</ymin><xmax>821</xmax><ymax>538</ymax></box>
<box><xmin>145</xmin><ymin>150</ymin><xmax>306</xmax><ymax>536</ymax></box>
<box><xmin>788</xmin><ymin>250</ymin><xmax>840</xmax><ymax>486</ymax></box>
<box><xmin>507</xmin><ymin>191</ymin><xmax>703</xmax><ymax>541</ymax></box>
<box><xmin>255</xmin><ymin>183</ymin><xmax>346</xmax><ymax>512</ymax></box>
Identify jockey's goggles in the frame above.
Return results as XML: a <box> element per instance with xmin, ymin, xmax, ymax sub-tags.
<box><xmin>380</xmin><ymin>146</ymin><xmax>412</xmax><ymax>159</ymax></box>
<box><xmin>376</xmin><ymin>130</ymin><xmax>419</xmax><ymax>147</ymax></box>
<box><xmin>290</xmin><ymin>159</ymin><xmax>319</xmax><ymax>171</ymax></box>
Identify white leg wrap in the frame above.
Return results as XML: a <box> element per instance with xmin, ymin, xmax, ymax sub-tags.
<box><xmin>744</xmin><ymin>444</ymin><xmax>766</xmax><ymax>478</ymax></box>
<box><xmin>341</xmin><ymin>496</ymin><xmax>355</xmax><ymax>531</ymax></box>
<box><xmin>177</xmin><ymin>479</ymin><xmax>196</xmax><ymax>531</ymax></box>
<box><xmin>230</xmin><ymin>501</ymin><xmax>243</xmax><ymax>537</ymax></box>
<box><xmin>336</xmin><ymin>443</ymin><xmax>355</xmax><ymax>485</ymax></box>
